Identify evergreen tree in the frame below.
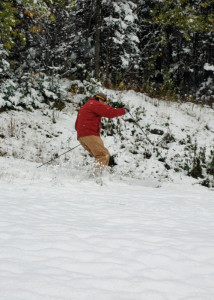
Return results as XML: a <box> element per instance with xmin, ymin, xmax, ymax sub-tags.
<box><xmin>137</xmin><ymin>0</ymin><xmax>214</xmax><ymax>101</ymax></box>
<box><xmin>0</xmin><ymin>0</ymin><xmax>25</xmax><ymax>50</ymax></box>
<box><xmin>10</xmin><ymin>0</ymin><xmax>75</xmax><ymax>75</ymax></box>
<box><xmin>0</xmin><ymin>44</ymin><xmax>10</xmax><ymax>80</ymax></box>
<box><xmin>68</xmin><ymin>0</ymin><xmax>96</xmax><ymax>81</ymax></box>
<box><xmin>68</xmin><ymin>0</ymin><xmax>140</xmax><ymax>86</ymax></box>
<box><xmin>137</xmin><ymin>0</ymin><xmax>160</xmax><ymax>91</ymax></box>
<box><xmin>101</xmin><ymin>0</ymin><xmax>140</xmax><ymax>87</ymax></box>
<box><xmin>0</xmin><ymin>0</ymin><xmax>213</xmax><ymax>104</ymax></box>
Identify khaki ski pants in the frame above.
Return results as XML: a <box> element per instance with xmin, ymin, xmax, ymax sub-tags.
<box><xmin>78</xmin><ymin>135</ymin><xmax>110</xmax><ymax>171</ymax></box>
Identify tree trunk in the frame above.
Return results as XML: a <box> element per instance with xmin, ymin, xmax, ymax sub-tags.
<box><xmin>94</xmin><ymin>0</ymin><xmax>102</xmax><ymax>79</ymax></box>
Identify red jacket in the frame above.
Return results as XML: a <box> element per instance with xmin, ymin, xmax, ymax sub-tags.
<box><xmin>75</xmin><ymin>97</ymin><xmax>126</xmax><ymax>139</ymax></box>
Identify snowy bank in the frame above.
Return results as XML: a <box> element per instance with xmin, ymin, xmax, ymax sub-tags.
<box><xmin>0</xmin><ymin>88</ymin><xmax>213</xmax><ymax>187</ymax></box>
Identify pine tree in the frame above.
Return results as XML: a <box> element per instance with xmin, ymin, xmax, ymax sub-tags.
<box><xmin>68</xmin><ymin>0</ymin><xmax>96</xmax><ymax>81</ymax></box>
<box><xmin>137</xmin><ymin>0</ymin><xmax>160</xmax><ymax>92</ymax></box>
<box><xmin>101</xmin><ymin>0</ymin><xmax>140</xmax><ymax>87</ymax></box>
<box><xmin>0</xmin><ymin>44</ymin><xmax>10</xmax><ymax>80</ymax></box>
<box><xmin>0</xmin><ymin>1</ymin><xmax>24</xmax><ymax>50</ymax></box>
<box><xmin>137</xmin><ymin>0</ymin><xmax>214</xmax><ymax>101</ymax></box>
<box><xmin>1</xmin><ymin>0</ymin><xmax>213</xmax><ymax>104</ymax></box>
<box><xmin>9</xmin><ymin>0</ymin><xmax>75</xmax><ymax>75</ymax></box>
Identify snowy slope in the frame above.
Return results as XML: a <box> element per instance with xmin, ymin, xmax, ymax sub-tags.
<box><xmin>0</xmin><ymin>88</ymin><xmax>213</xmax><ymax>186</ymax></box>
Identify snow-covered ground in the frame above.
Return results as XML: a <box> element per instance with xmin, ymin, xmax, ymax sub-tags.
<box><xmin>0</xmin><ymin>89</ymin><xmax>214</xmax><ymax>299</ymax></box>
<box><xmin>0</xmin><ymin>160</ymin><xmax>214</xmax><ymax>300</ymax></box>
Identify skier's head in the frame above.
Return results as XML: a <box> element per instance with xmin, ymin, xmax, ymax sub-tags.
<box><xmin>94</xmin><ymin>92</ymin><xmax>108</xmax><ymax>103</ymax></box>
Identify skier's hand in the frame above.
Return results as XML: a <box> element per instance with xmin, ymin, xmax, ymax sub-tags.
<box><xmin>124</xmin><ymin>105</ymin><xmax>130</xmax><ymax>113</ymax></box>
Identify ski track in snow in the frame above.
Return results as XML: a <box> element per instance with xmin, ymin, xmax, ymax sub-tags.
<box><xmin>0</xmin><ymin>159</ymin><xmax>214</xmax><ymax>300</ymax></box>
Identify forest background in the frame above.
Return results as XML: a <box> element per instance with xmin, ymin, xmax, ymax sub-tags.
<box><xmin>0</xmin><ymin>0</ymin><xmax>213</xmax><ymax>109</ymax></box>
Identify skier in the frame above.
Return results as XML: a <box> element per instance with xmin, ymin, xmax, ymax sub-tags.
<box><xmin>75</xmin><ymin>92</ymin><xmax>130</xmax><ymax>175</ymax></box>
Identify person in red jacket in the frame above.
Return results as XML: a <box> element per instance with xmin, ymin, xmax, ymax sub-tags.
<box><xmin>75</xmin><ymin>92</ymin><xmax>129</xmax><ymax>174</ymax></box>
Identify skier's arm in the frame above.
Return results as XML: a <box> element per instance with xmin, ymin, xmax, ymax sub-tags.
<box><xmin>91</xmin><ymin>102</ymin><xmax>126</xmax><ymax>118</ymax></box>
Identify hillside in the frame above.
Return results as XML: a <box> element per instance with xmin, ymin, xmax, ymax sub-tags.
<box><xmin>0</xmin><ymin>88</ymin><xmax>214</xmax><ymax>187</ymax></box>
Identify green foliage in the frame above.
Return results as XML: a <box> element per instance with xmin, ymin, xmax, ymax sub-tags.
<box><xmin>0</xmin><ymin>1</ymin><xmax>20</xmax><ymax>50</ymax></box>
<box><xmin>0</xmin><ymin>0</ymin><xmax>75</xmax><ymax>51</ymax></box>
<box><xmin>207</xmin><ymin>150</ymin><xmax>214</xmax><ymax>176</ymax></box>
<box><xmin>151</xmin><ymin>0</ymin><xmax>214</xmax><ymax>40</ymax></box>
<box><xmin>0</xmin><ymin>73</ymin><xmax>69</xmax><ymax>111</ymax></box>
<box><xmin>21</xmin><ymin>0</ymin><xmax>74</xmax><ymax>10</ymax></box>
<box><xmin>0</xmin><ymin>44</ymin><xmax>10</xmax><ymax>78</ymax></box>
<box><xmin>160</xmin><ymin>71</ymin><xmax>177</xmax><ymax>100</ymax></box>
<box><xmin>0</xmin><ymin>0</ymin><xmax>213</xmax><ymax>103</ymax></box>
<box><xmin>21</xmin><ymin>0</ymin><xmax>74</xmax><ymax>20</ymax></box>
<box><xmin>138</xmin><ymin>0</ymin><xmax>214</xmax><ymax>101</ymax></box>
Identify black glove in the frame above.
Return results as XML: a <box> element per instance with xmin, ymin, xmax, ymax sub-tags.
<box><xmin>124</xmin><ymin>105</ymin><xmax>130</xmax><ymax>114</ymax></box>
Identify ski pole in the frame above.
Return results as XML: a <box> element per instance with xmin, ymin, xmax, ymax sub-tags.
<box><xmin>37</xmin><ymin>144</ymin><xmax>81</xmax><ymax>168</ymax></box>
<box><xmin>128</xmin><ymin>111</ymin><xmax>169</xmax><ymax>168</ymax></box>
<box><xmin>128</xmin><ymin>111</ymin><xmax>154</xmax><ymax>146</ymax></box>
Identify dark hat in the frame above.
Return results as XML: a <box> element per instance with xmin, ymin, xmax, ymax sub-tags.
<box><xmin>95</xmin><ymin>92</ymin><xmax>108</xmax><ymax>101</ymax></box>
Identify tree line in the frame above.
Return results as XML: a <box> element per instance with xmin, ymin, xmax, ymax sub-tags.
<box><xmin>0</xmin><ymin>0</ymin><xmax>213</xmax><ymax>104</ymax></box>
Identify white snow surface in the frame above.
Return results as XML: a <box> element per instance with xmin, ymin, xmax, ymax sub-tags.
<box><xmin>0</xmin><ymin>89</ymin><xmax>214</xmax><ymax>299</ymax></box>
<box><xmin>204</xmin><ymin>63</ymin><xmax>214</xmax><ymax>72</ymax></box>
<box><xmin>0</xmin><ymin>160</ymin><xmax>214</xmax><ymax>300</ymax></box>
